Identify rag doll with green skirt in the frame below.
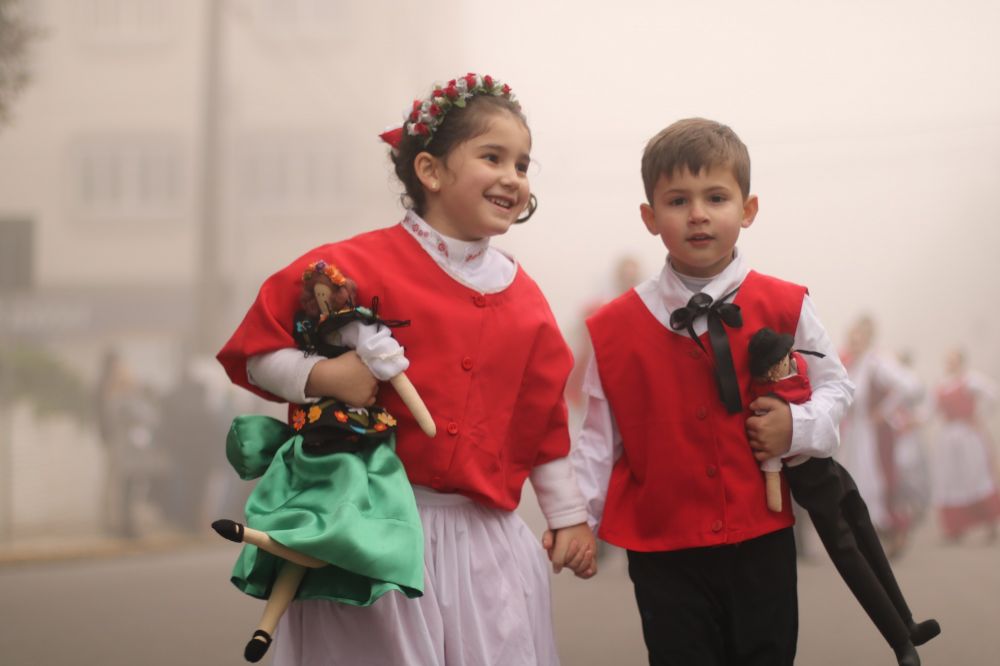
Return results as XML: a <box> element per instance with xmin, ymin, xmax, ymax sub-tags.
<box><xmin>212</xmin><ymin>260</ymin><xmax>436</xmax><ymax>663</ymax></box>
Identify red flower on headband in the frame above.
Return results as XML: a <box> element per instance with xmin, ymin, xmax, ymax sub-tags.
<box><xmin>382</xmin><ymin>74</ymin><xmax>518</xmax><ymax>150</ymax></box>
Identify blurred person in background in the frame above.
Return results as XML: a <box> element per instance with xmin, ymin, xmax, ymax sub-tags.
<box><xmin>839</xmin><ymin>315</ymin><xmax>922</xmax><ymax>559</ymax></box>
<box><xmin>565</xmin><ymin>255</ymin><xmax>644</xmax><ymax>418</ymax></box>
<box><xmin>932</xmin><ymin>348</ymin><xmax>1000</xmax><ymax>544</ymax></box>
<box><xmin>94</xmin><ymin>348</ymin><xmax>163</xmax><ymax>538</ymax></box>
<box><xmin>886</xmin><ymin>350</ymin><xmax>933</xmax><ymax>533</ymax></box>
<box><xmin>151</xmin><ymin>358</ymin><xmax>227</xmax><ymax>535</ymax></box>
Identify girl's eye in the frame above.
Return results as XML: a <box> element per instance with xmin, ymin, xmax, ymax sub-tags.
<box><xmin>516</xmin><ymin>162</ymin><xmax>529</xmax><ymax>174</ymax></box>
<box><xmin>483</xmin><ymin>154</ymin><xmax>499</xmax><ymax>163</ymax></box>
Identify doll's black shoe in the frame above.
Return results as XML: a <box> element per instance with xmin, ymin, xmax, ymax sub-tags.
<box><xmin>211</xmin><ymin>519</ymin><xmax>244</xmax><ymax>543</ymax></box>
<box><xmin>244</xmin><ymin>629</ymin><xmax>272</xmax><ymax>663</ymax></box>
<box><xmin>896</xmin><ymin>644</ymin><xmax>921</xmax><ymax>666</ymax></box>
<box><xmin>909</xmin><ymin>618</ymin><xmax>941</xmax><ymax>646</ymax></box>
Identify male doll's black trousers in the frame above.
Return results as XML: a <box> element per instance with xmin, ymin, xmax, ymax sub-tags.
<box><xmin>785</xmin><ymin>457</ymin><xmax>915</xmax><ymax>650</ymax></box>
<box><xmin>626</xmin><ymin>527</ymin><xmax>797</xmax><ymax>666</ymax></box>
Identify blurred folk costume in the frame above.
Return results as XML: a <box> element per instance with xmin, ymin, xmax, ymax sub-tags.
<box><xmin>932</xmin><ymin>351</ymin><xmax>1000</xmax><ymax>542</ymax></box>
<box><xmin>839</xmin><ymin>318</ymin><xmax>923</xmax><ymax>548</ymax></box>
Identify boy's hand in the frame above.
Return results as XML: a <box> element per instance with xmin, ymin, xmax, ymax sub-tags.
<box><xmin>541</xmin><ymin>523</ymin><xmax>598</xmax><ymax>579</ymax></box>
<box><xmin>746</xmin><ymin>396</ymin><xmax>792</xmax><ymax>462</ymax></box>
<box><xmin>305</xmin><ymin>352</ymin><xmax>378</xmax><ymax>407</ymax></box>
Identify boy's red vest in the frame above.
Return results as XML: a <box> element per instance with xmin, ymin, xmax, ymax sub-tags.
<box><xmin>218</xmin><ymin>224</ymin><xmax>573</xmax><ymax>512</ymax></box>
<box><xmin>587</xmin><ymin>271</ymin><xmax>806</xmax><ymax>551</ymax></box>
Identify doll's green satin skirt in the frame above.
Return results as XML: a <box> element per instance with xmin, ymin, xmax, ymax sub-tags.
<box><xmin>224</xmin><ymin>415</ymin><xmax>424</xmax><ymax>605</ymax></box>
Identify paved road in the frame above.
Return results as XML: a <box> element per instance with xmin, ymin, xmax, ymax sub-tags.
<box><xmin>1</xmin><ymin>520</ymin><xmax>996</xmax><ymax>665</ymax></box>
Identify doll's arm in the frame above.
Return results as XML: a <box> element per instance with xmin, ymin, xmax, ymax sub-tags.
<box><xmin>338</xmin><ymin>320</ymin><xmax>436</xmax><ymax>437</ymax></box>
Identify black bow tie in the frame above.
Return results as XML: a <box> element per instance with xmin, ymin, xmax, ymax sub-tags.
<box><xmin>669</xmin><ymin>288</ymin><xmax>744</xmax><ymax>413</ymax></box>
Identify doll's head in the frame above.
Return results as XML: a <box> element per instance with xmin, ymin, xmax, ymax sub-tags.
<box><xmin>381</xmin><ymin>74</ymin><xmax>537</xmax><ymax>233</ymax></box>
<box><xmin>748</xmin><ymin>328</ymin><xmax>795</xmax><ymax>382</ymax></box>
<box><xmin>300</xmin><ymin>261</ymin><xmax>356</xmax><ymax>320</ymax></box>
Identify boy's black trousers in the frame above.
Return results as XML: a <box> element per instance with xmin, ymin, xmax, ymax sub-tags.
<box><xmin>627</xmin><ymin>527</ymin><xmax>797</xmax><ymax>666</ymax></box>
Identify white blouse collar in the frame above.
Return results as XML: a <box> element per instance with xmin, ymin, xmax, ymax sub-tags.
<box><xmin>401</xmin><ymin>209</ymin><xmax>491</xmax><ymax>271</ymax></box>
<box><xmin>399</xmin><ymin>209</ymin><xmax>516</xmax><ymax>293</ymax></box>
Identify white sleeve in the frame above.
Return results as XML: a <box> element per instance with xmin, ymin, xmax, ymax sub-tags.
<box><xmin>529</xmin><ymin>458</ymin><xmax>589</xmax><ymax>529</ymax></box>
<box><xmin>337</xmin><ymin>321</ymin><xmax>409</xmax><ymax>382</ymax></box>
<box><xmin>786</xmin><ymin>295</ymin><xmax>855</xmax><ymax>459</ymax></box>
<box><xmin>968</xmin><ymin>371</ymin><xmax>998</xmax><ymax>409</ymax></box>
<box><xmin>246</xmin><ymin>348</ymin><xmax>323</xmax><ymax>404</ymax></box>
<box><xmin>570</xmin><ymin>353</ymin><xmax>623</xmax><ymax>531</ymax></box>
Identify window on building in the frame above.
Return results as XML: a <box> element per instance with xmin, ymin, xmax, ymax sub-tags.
<box><xmin>69</xmin><ymin>134</ymin><xmax>187</xmax><ymax>223</ymax></box>
<box><xmin>247</xmin><ymin>0</ymin><xmax>344</xmax><ymax>43</ymax></box>
<box><xmin>234</xmin><ymin>133</ymin><xmax>346</xmax><ymax>219</ymax></box>
<box><xmin>72</xmin><ymin>0</ymin><xmax>176</xmax><ymax>47</ymax></box>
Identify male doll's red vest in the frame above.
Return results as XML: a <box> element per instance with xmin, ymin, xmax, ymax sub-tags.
<box><xmin>218</xmin><ymin>224</ymin><xmax>574</xmax><ymax>512</ymax></box>
<box><xmin>587</xmin><ymin>271</ymin><xmax>806</xmax><ymax>551</ymax></box>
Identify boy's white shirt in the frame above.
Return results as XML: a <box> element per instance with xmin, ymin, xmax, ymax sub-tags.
<box><xmin>573</xmin><ymin>249</ymin><xmax>855</xmax><ymax>531</ymax></box>
<box><xmin>246</xmin><ymin>210</ymin><xmax>587</xmax><ymax>530</ymax></box>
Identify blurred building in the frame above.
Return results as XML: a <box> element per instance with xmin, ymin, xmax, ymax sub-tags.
<box><xmin>0</xmin><ymin>0</ymin><xmax>462</xmax><ymax>538</ymax></box>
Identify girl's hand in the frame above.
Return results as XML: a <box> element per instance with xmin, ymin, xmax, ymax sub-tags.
<box><xmin>305</xmin><ymin>352</ymin><xmax>378</xmax><ymax>406</ymax></box>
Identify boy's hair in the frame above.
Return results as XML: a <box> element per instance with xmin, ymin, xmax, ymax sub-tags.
<box><xmin>641</xmin><ymin>118</ymin><xmax>751</xmax><ymax>203</ymax></box>
<box><xmin>390</xmin><ymin>95</ymin><xmax>529</xmax><ymax>216</ymax></box>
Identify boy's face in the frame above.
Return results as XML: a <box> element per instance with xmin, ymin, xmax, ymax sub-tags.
<box><xmin>640</xmin><ymin>165</ymin><xmax>758</xmax><ymax>278</ymax></box>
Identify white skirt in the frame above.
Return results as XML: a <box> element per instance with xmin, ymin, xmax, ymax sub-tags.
<box><xmin>271</xmin><ymin>486</ymin><xmax>560</xmax><ymax>666</ymax></box>
<box><xmin>932</xmin><ymin>421</ymin><xmax>998</xmax><ymax>507</ymax></box>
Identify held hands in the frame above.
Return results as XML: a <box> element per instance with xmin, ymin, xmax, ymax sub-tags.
<box><xmin>305</xmin><ymin>352</ymin><xmax>379</xmax><ymax>407</ymax></box>
<box><xmin>541</xmin><ymin>523</ymin><xmax>597</xmax><ymax>579</ymax></box>
<box><xmin>746</xmin><ymin>395</ymin><xmax>793</xmax><ymax>462</ymax></box>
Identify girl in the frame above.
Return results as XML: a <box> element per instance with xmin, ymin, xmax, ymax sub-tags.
<box><xmin>217</xmin><ymin>73</ymin><xmax>596</xmax><ymax>665</ymax></box>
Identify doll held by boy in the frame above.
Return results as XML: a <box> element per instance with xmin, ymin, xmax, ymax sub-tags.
<box><xmin>749</xmin><ymin>327</ymin><xmax>940</xmax><ymax>666</ymax></box>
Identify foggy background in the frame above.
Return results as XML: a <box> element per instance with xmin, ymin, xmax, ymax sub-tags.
<box><xmin>1</xmin><ymin>0</ymin><xmax>999</xmax><ymax>664</ymax></box>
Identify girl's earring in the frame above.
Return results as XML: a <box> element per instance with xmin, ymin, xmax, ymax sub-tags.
<box><xmin>429</xmin><ymin>182</ymin><xmax>439</xmax><ymax>192</ymax></box>
<box><xmin>515</xmin><ymin>193</ymin><xmax>538</xmax><ymax>224</ymax></box>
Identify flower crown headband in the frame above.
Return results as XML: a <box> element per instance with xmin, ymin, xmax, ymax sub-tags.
<box><xmin>379</xmin><ymin>73</ymin><xmax>518</xmax><ymax>150</ymax></box>
<box><xmin>302</xmin><ymin>260</ymin><xmax>346</xmax><ymax>286</ymax></box>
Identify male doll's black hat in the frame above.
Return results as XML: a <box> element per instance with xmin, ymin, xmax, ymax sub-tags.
<box><xmin>748</xmin><ymin>327</ymin><xmax>795</xmax><ymax>378</ymax></box>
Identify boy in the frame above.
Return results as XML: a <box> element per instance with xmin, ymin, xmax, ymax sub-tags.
<box><xmin>571</xmin><ymin>118</ymin><xmax>854</xmax><ymax>665</ymax></box>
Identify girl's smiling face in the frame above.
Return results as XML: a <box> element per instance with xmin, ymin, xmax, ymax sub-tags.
<box><xmin>419</xmin><ymin>110</ymin><xmax>532</xmax><ymax>241</ymax></box>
